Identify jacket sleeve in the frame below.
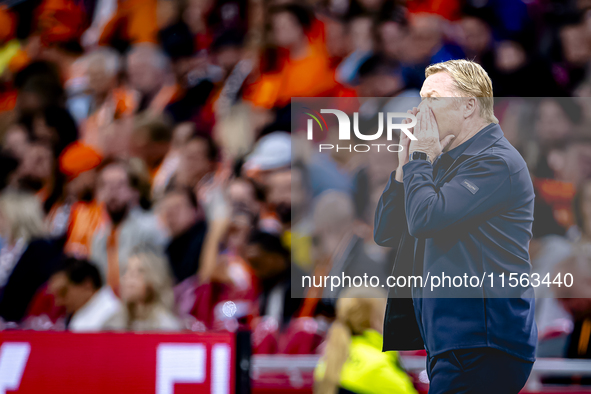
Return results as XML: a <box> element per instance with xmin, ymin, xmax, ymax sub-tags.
<box><xmin>402</xmin><ymin>155</ymin><xmax>512</xmax><ymax>239</ymax></box>
<box><xmin>374</xmin><ymin>171</ymin><xmax>407</xmax><ymax>247</ymax></box>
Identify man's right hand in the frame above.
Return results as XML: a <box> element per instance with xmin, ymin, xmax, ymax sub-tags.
<box><xmin>395</xmin><ymin>107</ymin><xmax>419</xmax><ymax>183</ymax></box>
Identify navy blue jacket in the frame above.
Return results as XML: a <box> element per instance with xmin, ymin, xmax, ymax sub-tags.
<box><xmin>374</xmin><ymin>123</ymin><xmax>537</xmax><ymax>362</ymax></box>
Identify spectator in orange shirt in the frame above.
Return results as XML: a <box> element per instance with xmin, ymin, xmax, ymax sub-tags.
<box><xmin>126</xmin><ymin>43</ymin><xmax>180</xmax><ymax>115</ymax></box>
<box><xmin>129</xmin><ymin>115</ymin><xmax>178</xmax><ymax>201</ymax></box>
<box><xmin>244</xmin><ymin>4</ymin><xmax>351</xmax><ymax>110</ymax></box>
<box><xmin>58</xmin><ymin>141</ymin><xmax>104</xmax><ymax>257</ymax></box>
<box><xmin>98</xmin><ymin>0</ymin><xmax>158</xmax><ymax>47</ymax></box>
<box><xmin>80</xmin><ymin>47</ymin><xmax>137</xmax><ymax>153</ymax></box>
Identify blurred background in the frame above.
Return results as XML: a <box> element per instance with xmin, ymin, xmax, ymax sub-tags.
<box><xmin>1</xmin><ymin>0</ymin><xmax>591</xmax><ymax>392</ymax></box>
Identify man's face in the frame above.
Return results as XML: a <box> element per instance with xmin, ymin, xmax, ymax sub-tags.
<box><xmin>159</xmin><ymin>192</ymin><xmax>198</xmax><ymax>237</ymax></box>
<box><xmin>535</xmin><ymin>100</ymin><xmax>574</xmax><ymax>145</ymax></box>
<box><xmin>99</xmin><ymin>165</ymin><xmax>133</xmax><ymax>220</ymax></box>
<box><xmin>179</xmin><ymin>139</ymin><xmax>212</xmax><ymax>186</ymax></box>
<box><xmin>419</xmin><ymin>72</ymin><xmax>464</xmax><ymax>140</ymax></box>
<box><xmin>129</xmin><ymin>128</ymin><xmax>170</xmax><ymax>167</ymax></box>
<box><xmin>272</xmin><ymin>12</ymin><xmax>304</xmax><ymax>49</ymax></box>
<box><xmin>127</xmin><ymin>52</ymin><xmax>163</xmax><ymax>95</ymax></box>
<box><xmin>18</xmin><ymin>143</ymin><xmax>54</xmax><ymax>191</ymax></box>
<box><xmin>49</xmin><ymin>272</ymin><xmax>94</xmax><ymax>314</ymax></box>
<box><xmin>87</xmin><ymin>61</ymin><xmax>115</xmax><ymax>96</ymax></box>
<box><xmin>461</xmin><ymin>17</ymin><xmax>491</xmax><ymax>55</ymax></box>
<box><xmin>227</xmin><ymin>179</ymin><xmax>259</xmax><ymax>214</ymax></box>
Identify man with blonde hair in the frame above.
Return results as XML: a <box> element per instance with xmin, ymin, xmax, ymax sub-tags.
<box><xmin>375</xmin><ymin>59</ymin><xmax>536</xmax><ymax>393</ymax></box>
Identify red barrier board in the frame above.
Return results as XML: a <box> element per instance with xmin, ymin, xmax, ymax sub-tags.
<box><xmin>0</xmin><ymin>331</ymin><xmax>235</xmax><ymax>394</ymax></box>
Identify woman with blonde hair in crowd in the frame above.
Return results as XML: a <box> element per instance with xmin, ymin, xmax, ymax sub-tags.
<box><xmin>106</xmin><ymin>244</ymin><xmax>181</xmax><ymax>331</ymax></box>
<box><xmin>0</xmin><ymin>191</ymin><xmax>63</xmax><ymax>323</ymax></box>
<box><xmin>314</xmin><ymin>287</ymin><xmax>417</xmax><ymax>394</ymax></box>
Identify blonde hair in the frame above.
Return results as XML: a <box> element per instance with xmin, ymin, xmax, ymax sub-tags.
<box><xmin>316</xmin><ymin>287</ymin><xmax>387</xmax><ymax>394</ymax></box>
<box><xmin>0</xmin><ymin>191</ymin><xmax>46</xmax><ymax>243</ymax></box>
<box><xmin>121</xmin><ymin>244</ymin><xmax>177</xmax><ymax>330</ymax></box>
<box><xmin>425</xmin><ymin>59</ymin><xmax>498</xmax><ymax>124</ymax></box>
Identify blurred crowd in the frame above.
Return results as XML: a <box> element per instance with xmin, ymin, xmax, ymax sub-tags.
<box><xmin>1</xmin><ymin>0</ymin><xmax>591</xmax><ymax>391</ymax></box>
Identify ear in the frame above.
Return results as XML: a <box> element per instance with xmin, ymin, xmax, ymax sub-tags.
<box><xmin>463</xmin><ymin>97</ymin><xmax>478</xmax><ymax>118</ymax></box>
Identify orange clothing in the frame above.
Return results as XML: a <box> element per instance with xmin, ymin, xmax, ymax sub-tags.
<box><xmin>81</xmin><ymin>87</ymin><xmax>138</xmax><ymax>153</ymax></box>
<box><xmin>0</xmin><ymin>6</ymin><xmax>16</xmax><ymax>44</ymax></box>
<box><xmin>98</xmin><ymin>0</ymin><xmax>158</xmax><ymax>45</ymax></box>
<box><xmin>244</xmin><ymin>42</ymin><xmax>349</xmax><ymax>109</ymax></box>
<box><xmin>0</xmin><ymin>90</ymin><xmax>17</xmax><ymax>112</ymax></box>
<box><xmin>35</xmin><ymin>0</ymin><xmax>87</xmax><ymax>44</ymax></box>
<box><xmin>407</xmin><ymin>0</ymin><xmax>462</xmax><ymax>21</ymax></box>
<box><xmin>64</xmin><ymin>201</ymin><xmax>106</xmax><ymax>257</ymax></box>
<box><xmin>147</xmin><ymin>83</ymin><xmax>182</xmax><ymax>114</ymax></box>
<box><xmin>59</xmin><ymin>142</ymin><xmax>103</xmax><ymax>178</ymax></box>
<box><xmin>533</xmin><ymin>177</ymin><xmax>576</xmax><ymax>229</ymax></box>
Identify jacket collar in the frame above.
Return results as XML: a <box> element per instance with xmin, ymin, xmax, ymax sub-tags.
<box><xmin>450</xmin><ymin>122</ymin><xmax>504</xmax><ymax>159</ymax></box>
<box><xmin>434</xmin><ymin>123</ymin><xmax>504</xmax><ymax>184</ymax></box>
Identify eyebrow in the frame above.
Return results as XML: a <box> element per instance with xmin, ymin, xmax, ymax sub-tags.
<box><xmin>420</xmin><ymin>89</ymin><xmax>439</xmax><ymax>98</ymax></box>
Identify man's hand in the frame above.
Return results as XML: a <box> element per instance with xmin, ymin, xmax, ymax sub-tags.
<box><xmin>409</xmin><ymin>105</ymin><xmax>454</xmax><ymax>163</ymax></box>
<box><xmin>395</xmin><ymin>107</ymin><xmax>419</xmax><ymax>182</ymax></box>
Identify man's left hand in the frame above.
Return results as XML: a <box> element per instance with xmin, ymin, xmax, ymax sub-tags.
<box><xmin>409</xmin><ymin>106</ymin><xmax>455</xmax><ymax>163</ymax></box>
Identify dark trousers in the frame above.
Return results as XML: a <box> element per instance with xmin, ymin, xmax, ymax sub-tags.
<box><xmin>427</xmin><ymin>348</ymin><xmax>534</xmax><ymax>394</ymax></box>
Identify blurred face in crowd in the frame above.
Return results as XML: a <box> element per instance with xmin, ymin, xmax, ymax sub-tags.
<box><xmin>214</xmin><ymin>46</ymin><xmax>242</xmax><ymax>75</ymax></box>
<box><xmin>266</xmin><ymin>169</ymin><xmax>291</xmax><ymax>225</ymax></box>
<box><xmin>66</xmin><ymin>169</ymin><xmax>97</xmax><ymax>202</ymax></box>
<box><xmin>460</xmin><ymin>16</ymin><xmax>491</xmax><ymax>56</ymax></box>
<box><xmin>2</xmin><ymin>124</ymin><xmax>29</xmax><ymax>160</ymax></box>
<box><xmin>535</xmin><ymin>100</ymin><xmax>575</xmax><ymax>145</ymax></box>
<box><xmin>379</xmin><ymin>21</ymin><xmax>406</xmax><ymax>59</ymax></box>
<box><xmin>561</xmin><ymin>24</ymin><xmax>591</xmax><ymax>66</ymax></box>
<box><xmin>130</xmin><ymin>127</ymin><xmax>170</xmax><ymax>169</ymax></box>
<box><xmin>172</xmin><ymin>122</ymin><xmax>195</xmax><ymax>151</ymax></box>
<box><xmin>120</xmin><ymin>256</ymin><xmax>149</xmax><ymax>304</ymax></box>
<box><xmin>87</xmin><ymin>59</ymin><xmax>116</xmax><ymax>97</ymax></box>
<box><xmin>98</xmin><ymin>164</ymin><xmax>135</xmax><ymax>224</ymax></box>
<box><xmin>227</xmin><ymin>178</ymin><xmax>259</xmax><ymax>215</ymax></box>
<box><xmin>179</xmin><ymin>137</ymin><xmax>213</xmax><ymax>187</ymax></box>
<box><xmin>17</xmin><ymin>91</ymin><xmax>45</xmax><ymax>115</ymax></box>
<box><xmin>227</xmin><ymin>211</ymin><xmax>254</xmax><ymax>253</ymax></box>
<box><xmin>127</xmin><ymin>51</ymin><xmax>165</xmax><ymax>95</ymax></box>
<box><xmin>325</xmin><ymin>18</ymin><xmax>347</xmax><ymax>59</ymax></box>
<box><xmin>495</xmin><ymin>41</ymin><xmax>526</xmax><ymax>73</ymax></box>
<box><xmin>245</xmin><ymin>243</ymin><xmax>287</xmax><ymax>281</ymax></box>
<box><xmin>348</xmin><ymin>16</ymin><xmax>374</xmax><ymax>53</ymax></box>
<box><xmin>32</xmin><ymin>115</ymin><xmax>59</xmax><ymax>149</ymax></box>
<box><xmin>157</xmin><ymin>0</ymin><xmax>180</xmax><ymax>29</ymax></box>
<box><xmin>419</xmin><ymin>72</ymin><xmax>466</xmax><ymax>140</ymax></box>
<box><xmin>50</xmin><ymin>272</ymin><xmax>96</xmax><ymax>314</ymax></box>
<box><xmin>401</xmin><ymin>15</ymin><xmax>442</xmax><ymax>64</ymax></box>
<box><xmin>159</xmin><ymin>191</ymin><xmax>198</xmax><ymax>237</ymax></box>
<box><xmin>272</xmin><ymin>12</ymin><xmax>305</xmax><ymax>49</ymax></box>
<box><xmin>548</xmin><ymin>142</ymin><xmax>591</xmax><ymax>184</ymax></box>
<box><xmin>17</xmin><ymin>143</ymin><xmax>54</xmax><ymax>191</ymax></box>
